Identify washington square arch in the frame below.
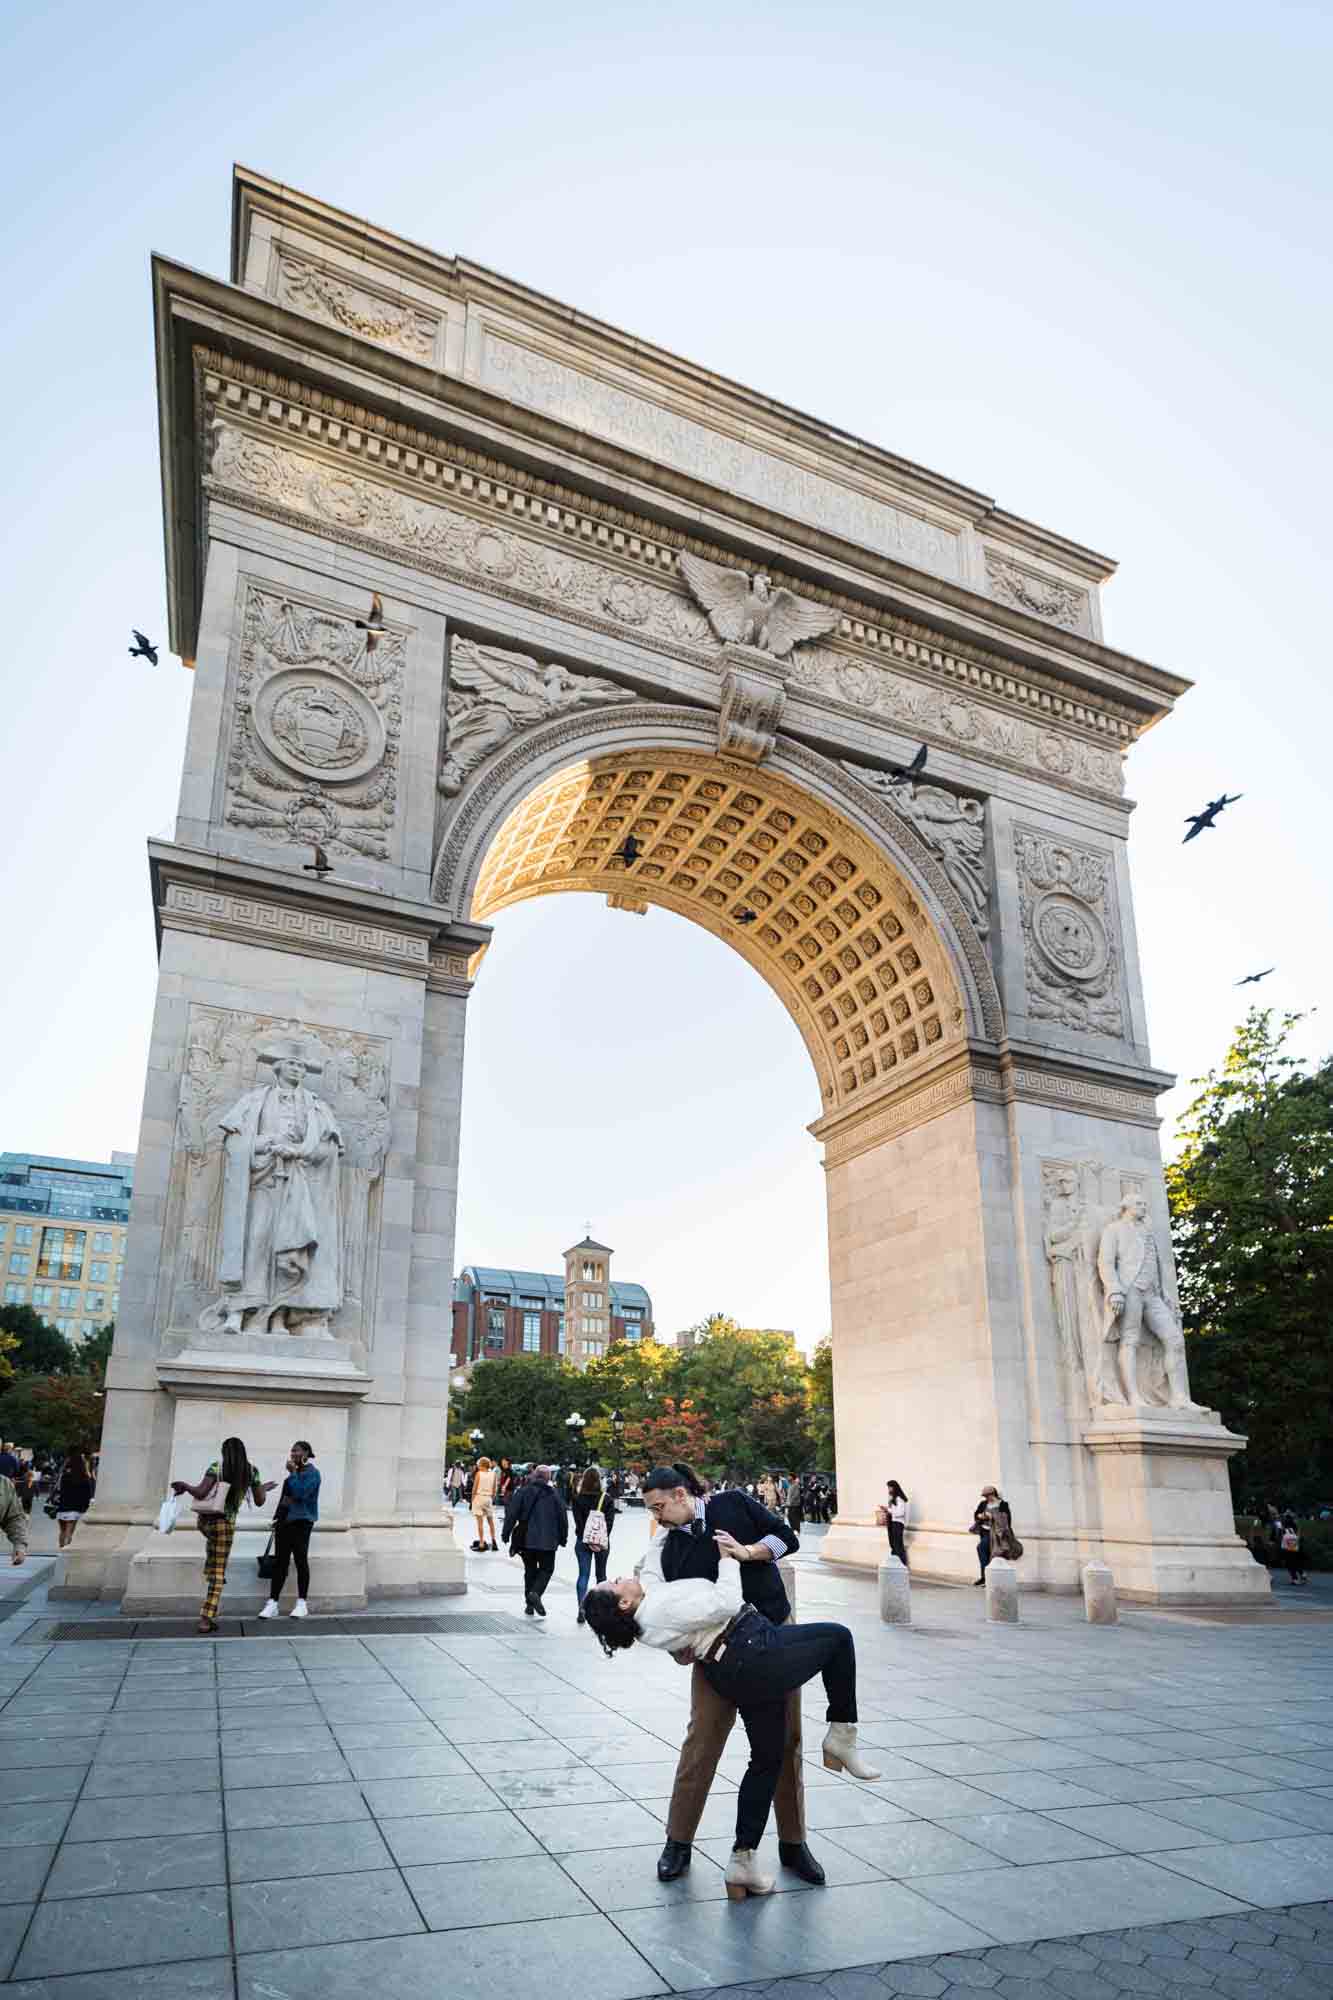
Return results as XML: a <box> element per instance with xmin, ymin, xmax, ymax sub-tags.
<box><xmin>56</xmin><ymin>168</ymin><xmax>1269</xmax><ymax>1616</ymax></box>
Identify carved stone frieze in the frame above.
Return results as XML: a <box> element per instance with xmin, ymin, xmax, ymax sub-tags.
<box><xmin>717</xmin><ymin>649</ymin><xmax>786</xmax><ymax>764</ymax></box>
<box><xmin>679</xmin><ymin>554</ymin><xmax>837</xmax><ymax>659</ymax></box>
<box><xmin>161</xmin><ymin>883</ymin><xmax>430</xmax><ymax>970</ymax></box>
<box><xmin>161</xmin><ymin>1005</ymin><xmax>391</xmax><ymax>1353</ymax></box>
<box><xmin>1014</xmin><ymin>827</ymin><xmax>1126</xmax><ymax>1039</ymax></box>
<box><xmin>841</xmin><ymin>764</ymin><xmax>989</xmax><ymax>937</ymax></box>
<box><xmin>986</xmin><ymin>554</ymin><xmax>1090</xmax><ymax>634</ymax></box>
<box><xmin>440</xmin><ymin>638</ymin><xmax>636</xmax><ymax>796</ymax></box>
<box><xmin>481</xmin><ymin>332</ymin><xmax>964</xmax><ymax>581</ymax></box>
<box><xmin>223</xmin><ymin>582</ymin><xmax>403</xmax><ymax>859</ymax></box>
<box><xmin>273</xmin><ymin>250</ymin><xmax>440</xmax><ymax>363</ymax></box>
<box><xmin>793</xmin><ymin>644</ymin><xmax>1122</xmax><ymax>796</ymax></box>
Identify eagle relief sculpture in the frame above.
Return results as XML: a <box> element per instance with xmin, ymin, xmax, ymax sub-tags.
<box><xmin>677</xmin><ymin>553</ymin><xmax>839</xmax><ymax>661</ymax></box>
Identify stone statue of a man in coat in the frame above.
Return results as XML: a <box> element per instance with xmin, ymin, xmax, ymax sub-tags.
<box><xmin>212</xmin><ymin>1036</ymin><xmax>344</xmax><ymax>1335</ymax></box>
<box><xmin>1096</xmin><ymin>1192</ymin><xmax>1199</xmax><ymax>1412</ymax></box>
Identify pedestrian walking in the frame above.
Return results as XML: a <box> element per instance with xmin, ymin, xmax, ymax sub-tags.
<box><xmin>584</xmin><ymin>1550</ymin><xmax>880</xmax><ymax>1902</ymax></box>
<box><xmin>572</xmin><ymin>1465</ymin><xmax>616</xmax><ymax>1623</ymax></box>
<box><xmin>503</xmin><ymin>1462</ymin><xmax>568</xmax><ymax>1616</ymax></box>
<box><xmin>54</xmin><ymin>1450</ymin><xmax>95</xmax><ymax>1549</ymax></box>
<box><xmin>470</xmin><ymin>1457</ymin><xmax>500</xmax><ymax>1551</ymax></box>
<box><xmin>171</xmin><ymin>1437</ymin><xmax>275</xmax><ymax>1633</ymax></box>
<box><xmin>0</xmin><ymin>1469</ymin><xmax>28</xmax><ymax>1569</ymax></box>
<box><xmin>786</xmin><ymin>1479</ymin><xmax>804</xmax><ymax>1536</ymax></box>
<box><xmin>1280</xmin><ymin>1513</ymin><xmax>1308</xmax><ymax>1586</ymax></box>
<box><xmin>497</xmin><ymin>1456</ymin><xmax>516</xmax><ymax>1506</ymax></box>
<box><xmin>882</xmin><ymin>1479</ymin><xmax>909</xmax><ymax>1566</ymax></box>
<box><xmin>258</xmin><ymin>1441</ymin><xmax>321</xmax><ymax>1619</ymax></box>
<box><xmin>968</xmin><ymin>1499</ymin><xmax>991</xmax><ymax>1583</ymax></box>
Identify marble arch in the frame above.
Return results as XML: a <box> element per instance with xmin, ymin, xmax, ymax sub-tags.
<box><xmin>56</xmin><ymin>170</ymin><xmax>1267</xmax><ymax>1613</ymax></box>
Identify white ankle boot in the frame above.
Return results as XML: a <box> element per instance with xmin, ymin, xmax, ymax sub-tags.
<box><xmin>724</xmin><ymin>1848</ymin><xmax>775</xmax><ymax>1900</ymax></box>
<box><xmin>822</xmin><ymin>1723</ymin><xmax>881</xmax><ymax>1780</ymax></box>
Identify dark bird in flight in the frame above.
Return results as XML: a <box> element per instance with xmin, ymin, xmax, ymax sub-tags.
<box><xmin>614</xmin><ymin>834</ymin><xmax>642</xmax><ymax>868</ymax></box>
<box><xmin>355</xmin><ymin>592</ymin><xmax>385</xmax><ymax>651</ymax></box>
<box><xmin>1182</xmin><ymin>793</ymin><xmax>1242</xmax><ymax>843</ymax></box>
<box><xmin>735</xmin><ymin>909</ymin><xmax>758</xmax><ymax>926</ymax></box>
<box><xmin>884</xmin><ymin>743</ymin><xmax>928</xmax><ymax>788</ymax></box>
<box><xmin>303</xmin><ymin>845</ymin><xmax>334</xmax><ymax>880</ymax></box>
<box><xmin>128</xmin><ymin>630</ymin><xmax>159</xmax><ymax>665</ymax></box>
<box><xmin>1235</xmin><ymin>968</ymin><xmax>1274</xmax><ymax>987</ymax></box>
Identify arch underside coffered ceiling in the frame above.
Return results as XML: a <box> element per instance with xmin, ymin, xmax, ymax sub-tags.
<box><xmin>461</xmin><ymin>740</ymin><xmax>970</xmax><ymax>1117</ymax></box>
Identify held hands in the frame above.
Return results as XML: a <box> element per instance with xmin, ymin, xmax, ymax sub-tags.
<box><xmin>714</xmin><ymin>1529</ymin><xmax>748</xmax><ymax>1562</ymax></box>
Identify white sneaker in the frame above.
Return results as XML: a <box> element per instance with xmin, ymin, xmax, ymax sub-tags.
<box><xmin>258</xmin><ymin>1599</ymin><xmax>279</xmax><ymax>1620</ymax></box>
<box><xmin>290</xmin><ymin>1599</ymin><xmax>308</xmax><ymax>1618</ymax></box>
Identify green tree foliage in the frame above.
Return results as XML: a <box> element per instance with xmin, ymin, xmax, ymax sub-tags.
<box><xmin>0</xmin><ymin>1374</ymin><xmax>105</xmax><ymax>1455</ymax></box>
<box><xmin>808</xmin><ymin>1335</ymin><xmax>835</xmax><ymax>1471</ymax></box>
<box><xmin>73</xmin><ymin>1323</ymin><xmax>115</xmax><ymax>1382</ymax></box>
<box><xmin>1167</xmin><ymin>1009</ymin><xmax>1333</xmax><ymax>1508</ymax></box>
<box><xmin>621</xmin><ymin>1396</ymin><xmax>724</xmax><ymax>1473</ymax></box>
<box><xmin>0</xmin><ymin>1306</ymin><xmax>74</xmax><ymax>1379</ymax></box>
<box><xmin>581</xmin><ymin>1337</ymin><xmax>677</xmax><ymax>1425</ymax></box>
<box><xmin>677</xmin><ymin>1321</ymin><xmax>814</xmax><ymax>1472</ymax></box>
<box><xmin>450</xmin><ymin>1354</ymin><xmax>585</xmax><ymax>1463</ymax></box>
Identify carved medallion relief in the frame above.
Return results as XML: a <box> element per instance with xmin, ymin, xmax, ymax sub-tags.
<box><xmin>161</xmin><ymin>1005</ymin><xmax>391</xmax><ymax>1357</ymax></box>
<box><xmin>1014</xmin><ymin>826</ymin><xmax>1126</xmax><ymax>1038</ymax></box>
<box><xmin>223</xmin><ymin>583</ymin><xmax>404</xmax><ymax>859</ymax></box>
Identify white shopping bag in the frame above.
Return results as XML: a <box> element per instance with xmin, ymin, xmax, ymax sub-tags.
<box><xmin>156</xmin><ymin>1491</ymin><xmax>186</xmax><ymax>1535</ymax></box>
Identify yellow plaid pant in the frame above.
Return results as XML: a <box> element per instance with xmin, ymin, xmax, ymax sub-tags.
<box><xmin>199</xmin><ymin>1515</ymin><xmax>236</xmax><ymax>1620</ymax></box>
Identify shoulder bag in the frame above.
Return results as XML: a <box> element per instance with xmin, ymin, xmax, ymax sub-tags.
<box><xmin>581</xmin><ymin>1489</ymin><xmax>609</xmax><ymax>1552</ymax></box>
<box><xmin>193</xmin><ymin>1467</ymin><xmax>229</xmax><ymax>1517</ymax></box>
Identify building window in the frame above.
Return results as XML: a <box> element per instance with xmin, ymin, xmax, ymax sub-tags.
<box><xmin>585</xmin><ymin>1339</ymin><xmax>606</xmax><ymax>1358</ymax></box>
<box><xmin>3</xmin><ymin>1284</ymin><xmax>24</xmax><ymax>1305</ymax></box>
<box><xmin>37</xmin><ymin>1228</ymin><xmax>85</xmax><ymax>1281</ymax></box>
<box><xmin>115</xmin><ymin>1262</ymin><xmax>124</xmax><ymax>1281</ymax></box>
<box><xmin>89</xmin><ymin>1260</ymin><xmax>109</xmax><ymax>1283</ymax></box>
<box><xmin>93</xmin><ymin>1232</ymin><xmax>113</xmax><ymax>1253</ymax></box>
<box><xmin>85</xmin><ymin>1292</ymin><xmax>105</xmax><ymax>1312</ymax></box>
<box><xmin>581</xmin><ymin>1260</ymin><xmax>596</xmax><ymax>1281</ymax></box>
<box><xmin>7</xmin><ymin>1253</ymin><xmax>29</xmax><ymax>1276</ymax></box>
<box><xmin>623</xmin><ymin>1324</ymin><xmax>640</xmax><ymax>1343</ymax></box>
<box><xmin>32</xmin><ymin>1285</ymin><xmax>53</xmax><ymax>1308</ymax></box>
<box><xmin>582</xmin><ymin>1290</ymin><xmax>603</xmax><ymax>1308</ymax></box>
<box><xmin>53</xmin><ymin>1319</ymin><xmax>69</xmax><ymax>1336</ymax></box>
<box><xmin>522</xmin><ymin>1313</ymin><xmax>541</xmax><ymax>1352</ymax></box>
<box><xmin>81</xmin><ymin>1321</ymin><xmax>93</xmax><ymax>1337</ymax></box>
<box><xmin>59</xmin><ymin>1288</ymin><xmax>79</xmax><ymax>1310</ymax></box>
<box><xmin>111</xmin><ymin>1292</ymin><xmax>119</xmax><ymax>1313</ymax></box>
<box><xmin>556</xmin><ymin>1316</ymin><xmax>565</xmax><ymax>1354</ymax></box>
<box><xmin>13</xmin><ymin>1225</ymin><xmax>32</xmax><ymax>1246</ymax></box>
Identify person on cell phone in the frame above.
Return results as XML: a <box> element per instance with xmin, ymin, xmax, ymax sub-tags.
<box><xmin>258</xmin><ymin>1441</ymin><xmax>321</xmax><ymax>1620</ymax></box>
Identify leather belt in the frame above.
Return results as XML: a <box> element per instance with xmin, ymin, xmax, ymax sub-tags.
<box><xmin>701</xmin><ymin>1605</ymin><xmax>759</xmax><ymax>1665</ymax></box>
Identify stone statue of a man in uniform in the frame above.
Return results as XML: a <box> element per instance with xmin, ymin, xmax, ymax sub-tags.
<box><xmin>211</xmin><ymin>1036</ymin><xmax>344</xmax><ymax>1335</ymax></box>
<box><xmin>1096</xmin><ymin>1192</ymin><xmax>1198</xmax><ymax>1411</ymax></box>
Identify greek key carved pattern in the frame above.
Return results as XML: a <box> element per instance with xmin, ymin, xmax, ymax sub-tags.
<box><xmin>162</xmin><ymin>883</ymin><xmax>430</xmax><ymax>966</ymax></box>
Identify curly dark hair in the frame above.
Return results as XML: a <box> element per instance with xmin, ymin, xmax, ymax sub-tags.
<box><xmin>581</xmin><ymin>1585</ymin><xmax>638</xmax><ymax>1658</ymax></box>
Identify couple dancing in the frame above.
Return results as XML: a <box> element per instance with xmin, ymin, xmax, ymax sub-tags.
<box><xmin>582</xmin><ymin>1463</ymin><xmax>879</xmax><ymax>1901</ymax></box>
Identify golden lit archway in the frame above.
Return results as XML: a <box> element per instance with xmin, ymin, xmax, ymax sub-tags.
<box><xmin>470</xmin><ymin>748</ymin><xmax>965</xmax><ymax>1113</ymax></box>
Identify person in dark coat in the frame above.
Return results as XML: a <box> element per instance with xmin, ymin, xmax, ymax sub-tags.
<box><xmin>503</xmin><ymin>1463</ymin><xmax>568</xmax><ymax>1616</ymax></box>
<box><xmin>641</xmin><ymin>1462</ymin><xmax>825</xmax><ymax>1890</ymax></box>
<box><xmin>571</xmin><ymin>1466</ymin><xmax>617</xmax><ymax>1624</ymax></box>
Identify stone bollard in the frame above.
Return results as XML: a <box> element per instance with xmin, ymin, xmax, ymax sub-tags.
<box><xmin>985</xmin><ymin>1556</ymin><xmax>1019</xmax><ymax>1623</ymax></box>
<box><xmin>778</xmin><ymin>1558</ymin><xmax>797</xmax><ymax>1621</ymax></box>
<box><xmin>879</xmin><ymin>1553</ymin><xmax>911</xmax><ymax>1624</ymax></box>
<box><xmin>1082</xmin><ymin>1560</ymin><xmax>1118</xmax><ymax>1624</ymax></box>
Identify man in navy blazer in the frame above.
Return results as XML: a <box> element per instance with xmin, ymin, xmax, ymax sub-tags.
<box><xmin>640</xmin><ymin>1464</ymin><xmax>824</xmax><ymax>1886</ymax></box>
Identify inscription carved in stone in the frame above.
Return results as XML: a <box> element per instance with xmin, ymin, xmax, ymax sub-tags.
<box><xmin>224</xmin><ymin>584</ymin><xmax>403</xmax><ymax>859</ymax></box>
<box><xmin>440</xmin><ymin>639</ymin><xmax>635</xmax><ymax>796</ymax></box>
<box><xmin>1015</xmin><ymin>827</ymin><xmax>1125</xmax><ymax>1037</ymax></box>
<box><xmin>842</xmin><ymin>765</ymin><xmax>990</xmax><ymax>937</ymax></box>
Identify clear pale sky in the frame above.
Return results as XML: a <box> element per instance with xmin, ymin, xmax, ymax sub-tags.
<box><xmin>2</xmin><ymin>2</ymin><xmax>1329</xmax><ymax>1351</ymax></box>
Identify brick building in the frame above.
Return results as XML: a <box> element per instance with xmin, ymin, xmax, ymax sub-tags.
<box><xmin>451</xmin><ymin>1234</ymin><xmax>653</xmax><ymax>1372</ymax></box>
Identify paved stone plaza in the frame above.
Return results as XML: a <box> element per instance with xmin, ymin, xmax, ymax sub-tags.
<box><xmin>1</xmin><ymin>1515</ymin><xmax>1331</xmax><ymax>1996</ymax></box>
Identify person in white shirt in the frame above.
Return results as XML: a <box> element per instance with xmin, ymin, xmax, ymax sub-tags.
<box><xmin>884</xmin><ymin>1479</ymin><xmax>909</xmax><ymax>1566</ymax></box>
<box><xmin>583</xmin><ymin>1534</ymin><xmax>879</xmax><ymax>1902</ymax></box>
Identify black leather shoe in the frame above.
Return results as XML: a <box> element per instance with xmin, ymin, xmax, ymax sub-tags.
<box><xmin>657</xmin><ymin>1839</ymin><xmax>691</xmax><ymax>1881</ymax></box>
<box><xmin>532</xmin><ymin>1599</ymin><xmax>546</xmax><ymax>1617</ymax></box>
<box><xmin>524</xmin><ymin>1598</ymin><xmax>535</xmax><ymax>1615</ymax></box>
<box><xmin>779</xmin><ymin>1841</ymin><xmax>826</xmax><ymax>1885</ymax></box>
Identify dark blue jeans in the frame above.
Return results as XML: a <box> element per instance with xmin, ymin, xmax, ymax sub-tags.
<box><xmin>702</xmin><ymin>1612</ymin><xmax>857</xmax><ymax>1850</ymax></box>
<box><xmin>576</xmin><ymin>1541</ymin><xmax>608</xmax><ymax>1604</ymax></box>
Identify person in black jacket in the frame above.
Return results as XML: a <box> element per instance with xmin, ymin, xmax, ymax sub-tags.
<box><xmin>571</xmin><ymin>1466</ymin><xmax>617</xmax><ymax>1625</ymax></box>
<box><xmin>503</xmin><ymin>1463</ymin><xmax>568</xmax><ymax>1616</ymax></box>
<box><xmin>641</xmin><ymin>1462</ymin><xmax>825</xmax><ymax>1890</ymax></box>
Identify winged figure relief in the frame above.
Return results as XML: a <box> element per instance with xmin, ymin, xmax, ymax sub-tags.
<box><xmin>677</xmin><ymin>552</ymin><xmax>838</xmax><ymax>660</ymax></box>
<box><xmin>438</xmin><ymin>640</ymin><xmax>634</xmax><ymax>796</ymax></box>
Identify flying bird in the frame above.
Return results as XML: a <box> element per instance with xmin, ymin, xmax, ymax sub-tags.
<box><xmin>355</xmin><ymin>592</ymin><xmax>385</xmax><ymax>651</ymax></box>
<box><xmin>613</xmin><ymin>835</ymin><xmax>642</xmax><ymax>868</ymax></box>
<box><xmin>128</xmin><ymin>630</ymin><xmax>159</xmax><ymax>665</ymax></box>
<box><xmin>1235</xmin><ymin>968</ymin><xmax>1274</xmax><ymax>987</ymax></box>
<box><xmin>735</xmin><ymin>908</ymin><xmax>758</xmax><ymax>926</ymax></box>
<box><xmin>303</xmin><ymin>845</ymin><xmax>334</xmax><ymax>880</ymax></box>
<box><xmin>1182</xmin><ymin>793</ymin><xmax>1242</xmax><ymax>843</ymax></box>
<box><xmin>882</xmin><ymin>743</ymin><xmax>928</xmax><ymax>787</ymax></box>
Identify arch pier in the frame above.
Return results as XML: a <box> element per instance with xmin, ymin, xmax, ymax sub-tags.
<box><xmin>56</xmin><ymin>170</ymin><xmax>1266</xmax><ymax>1611</ymax></box>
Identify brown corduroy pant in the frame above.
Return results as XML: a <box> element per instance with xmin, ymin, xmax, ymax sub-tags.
<box><xmin>665</xmin><ymin>1653</ymin><xmax>806</xmax><ymax>1844</ymax></box>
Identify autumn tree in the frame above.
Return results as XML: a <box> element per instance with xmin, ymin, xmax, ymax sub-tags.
<box><xmin>621</xmin><ymin>1397</ymin><xmax>724</xmax><ymax>1475</ymax></box>
<box><xmin>1167</xmin><ymin>1009</ymin><xmax>1333</xmax><ymax>1508</ymax></box>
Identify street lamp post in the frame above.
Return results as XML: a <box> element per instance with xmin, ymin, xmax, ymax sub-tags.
<box><xmin>610</xmin><ymin>1408</ymin><xmax>625</xmax><ymax>1494</ymax></box>
<box><xmin>468</xmin><ymin>1427</ymin><xmax>483</xmax><ymax>1462</ymax></box>
<box><xmin>565</xmin><ymin>1411</ymin><xmax>586</xmax><ymax>1473</ymax></box>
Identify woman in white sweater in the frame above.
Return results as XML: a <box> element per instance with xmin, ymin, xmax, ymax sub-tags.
<box><xmin>583</xmin><ymin>1542</ymin><xmax>879</xmax><ymax>1900</ymax></box>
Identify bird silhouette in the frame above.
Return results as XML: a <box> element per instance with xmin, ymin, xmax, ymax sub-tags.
<box><xmin>884</xmin><ymin>743</ymin><xmax>928</xmax><ymax>787</ymax></box>
<box><xmin>128</xmin><ymin>630</ymin><xmax>159</xmax><ymax>665</ymax></box>
<box><xmin>303</xmin><ymin>845</ymin><xmax>334</xmax><ymax>880</ymax></box>
<box><xmin>355</xmin><ymin>592</ymin><xmax>385</xmax><ymax>651</ymax></box>
<box><xmin>1235</xmin><ymin>968</ymin><xmax>1274</xmax><ymax>987</ymax></box>
<box><xmin>614</xmin><ymin>834</ymin><xmax>642</xmax><ymax>868</ymax></box>
<box><xmin>735</xmin><ymin>908</ymin><xmax>758</xmax><ymax>926</ymax></box>
<box><xmin>1183</xmin><ymin>793</ymin><xmax>1242</xmax><ymax>843</ymax></box>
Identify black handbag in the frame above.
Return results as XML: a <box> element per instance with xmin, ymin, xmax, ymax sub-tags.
<box><xmin>256</xmin><ymin>1530</ymin><xmax>277</xmax><ymax>1580</ymax></box>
